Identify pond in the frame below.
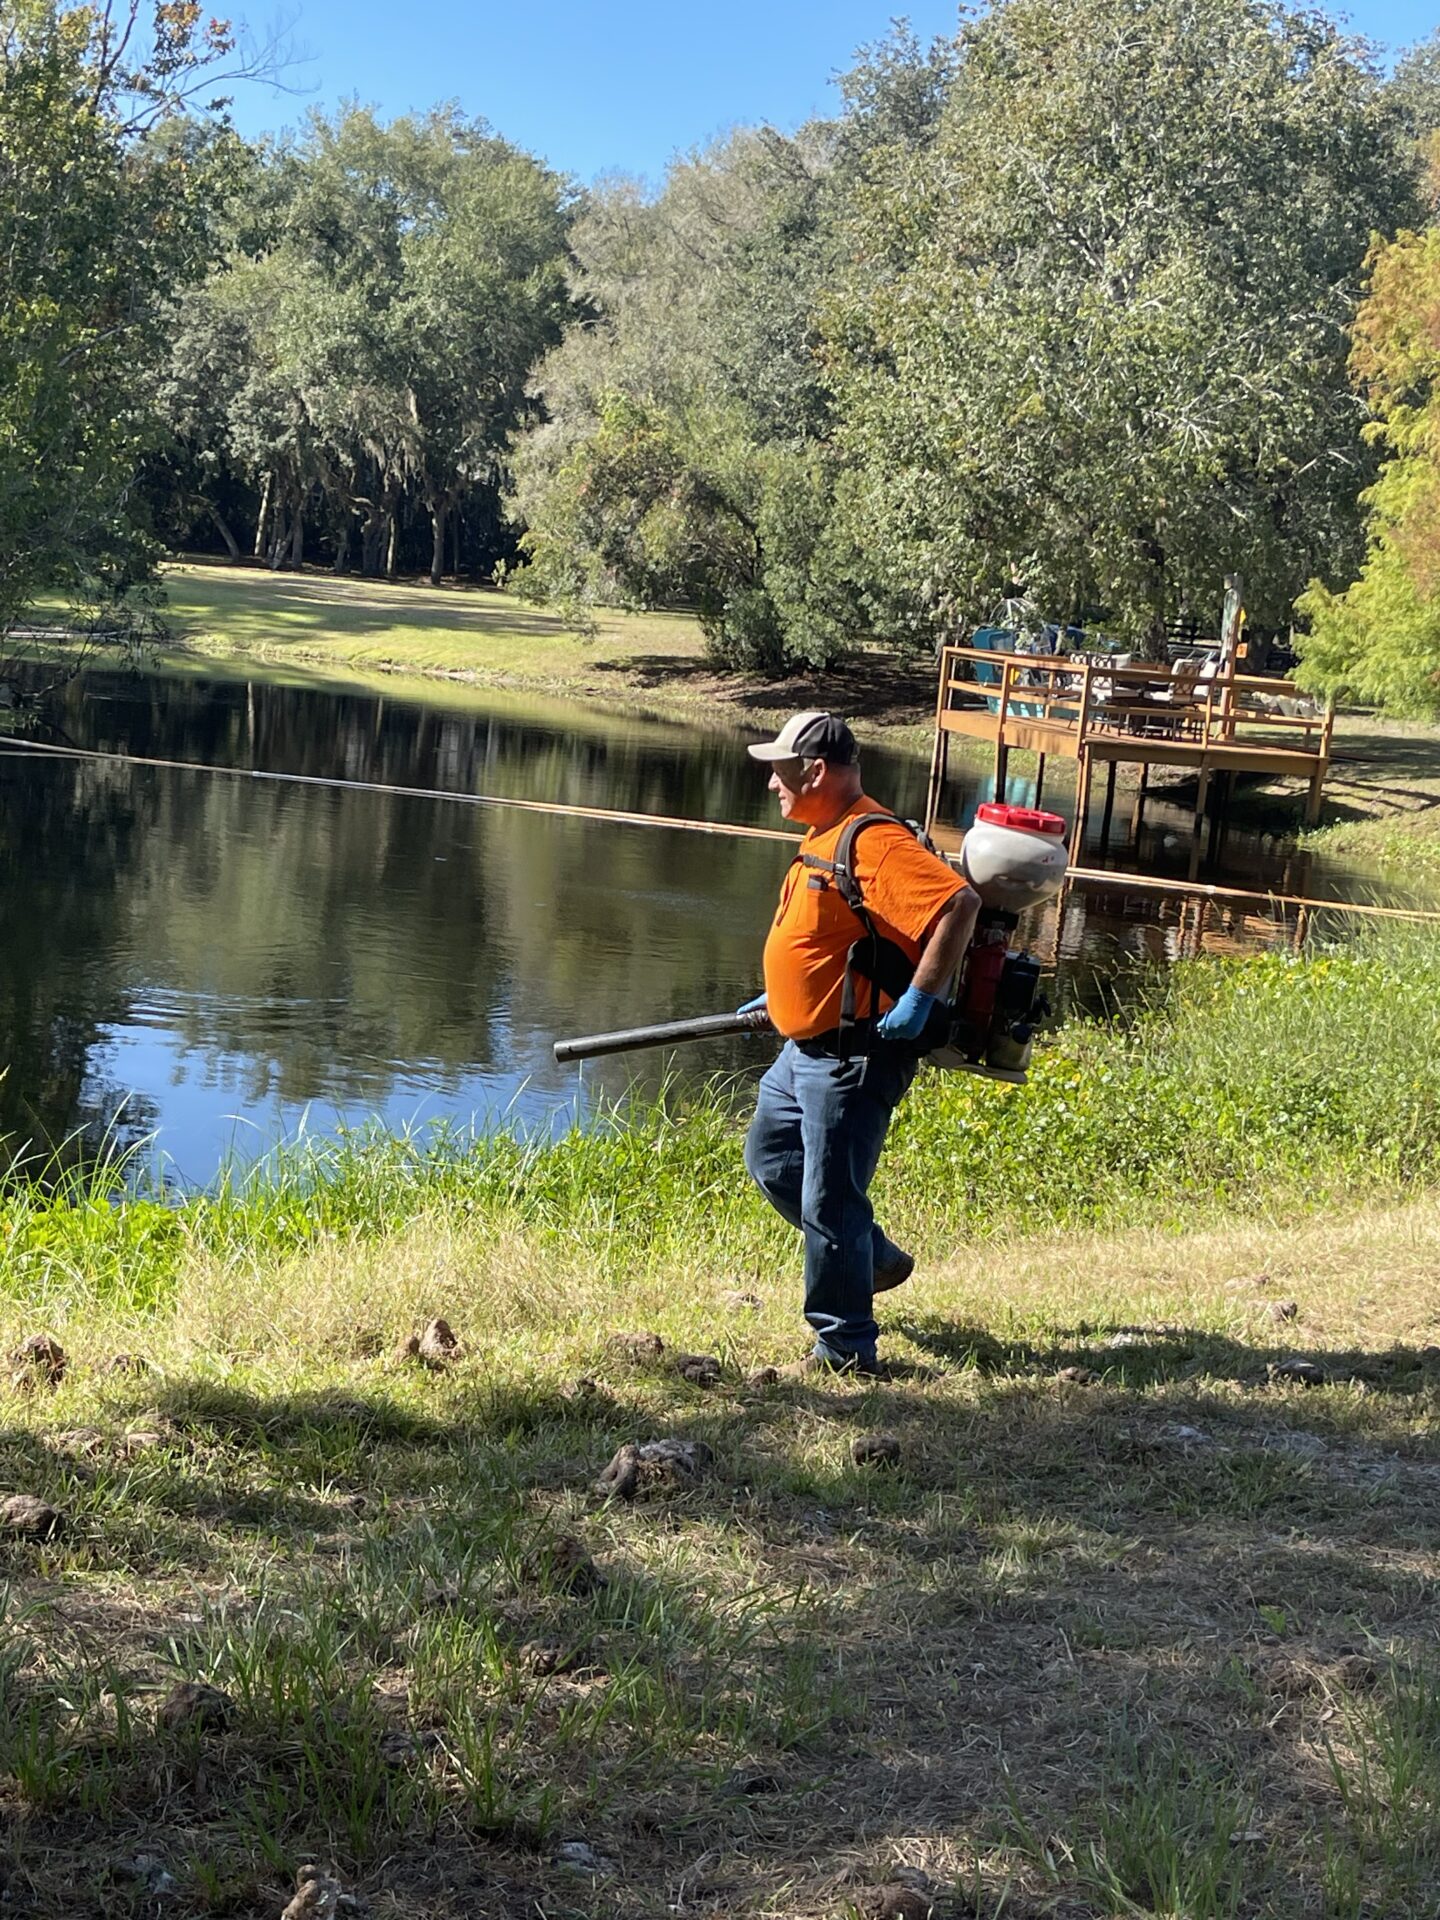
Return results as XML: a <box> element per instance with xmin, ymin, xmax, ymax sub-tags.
<box><xmin>0</xmin><ymin>654</ymin><xmax>1396</xmax><ymax>1182</ymax></box>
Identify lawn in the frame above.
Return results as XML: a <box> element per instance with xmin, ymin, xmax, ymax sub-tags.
<box><xmin>152</xmin><ymin>563</ymin><xmax>941</xmax><ymax>744</ymax></box>
<box><xmin>1</xmin><ymin>1191</ymin><xmax>1438</xmax><ymax>1919</ymax></box>
<box><xmin>135</xmin><ymin>560</ymin><xmax>948</xmax><ymax>744</ymax></box>
<box><xmin>5</xmin><ymin>936</ymin><xmax>1440</xmax><ymax>1916</ymax></box>
<box><xmin>159</xmin><ymin>563</ymin><xmax>706</xmax><ymax>685</ymax></box>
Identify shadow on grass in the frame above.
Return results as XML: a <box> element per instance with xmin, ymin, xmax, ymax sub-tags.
<box><xmin>896</xmin><ymin>1311</ymin><xmax>1440</xmax><ymax>1398</ymax></box>
<box><xmin>2</xmin><ymin>1343</ymin><xmax>1440</xmax><ymax>1917</ymax></box>
<box><xmin>593</xmin><ymin>648</ymin><xmax>942</xmax><ymax>726</ymax></box>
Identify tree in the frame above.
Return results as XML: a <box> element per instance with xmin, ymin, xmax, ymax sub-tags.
<box><xmin>0</xmin><ymin>0</ymin><xmax>263</xmax><ymax>631</ymax></box>
<box><xmin>508</xmin><ymin>38</ymin><xmax>958</xmax><ymax>672</ymax></box>
<box><xmin>1295</xmin><ymin>171</ymin><xmax>1440</xmax><ymax>716</ymax></box>
<box><xmin>155</xmin><ymin>106</ymin><xmax>571</xmax><ymax>582</ymax></box>
<box><xmin>823</xmin><ymin>0</ymin><xmax>1416</xmax><ymax>654</ymax></box>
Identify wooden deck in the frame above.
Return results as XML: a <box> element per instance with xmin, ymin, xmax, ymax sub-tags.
<box><xmin>923</xmin><ymin>644</ymin><xmax>1333</xmax><ymax>874</ymax></box>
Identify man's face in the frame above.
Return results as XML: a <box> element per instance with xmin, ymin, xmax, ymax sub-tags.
<box><xmin>768</xmin><ymin>757</ymin><xmax>827</xmax><ymax>823</ymax></box>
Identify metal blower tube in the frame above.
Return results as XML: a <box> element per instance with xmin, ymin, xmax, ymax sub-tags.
<box><xmin>553</xmin><ymin>1006</ymin><xmax>773</xmax><ymax>1064</ymax></box>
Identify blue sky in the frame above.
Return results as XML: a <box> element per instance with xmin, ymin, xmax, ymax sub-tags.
<box><xmin>231</xmin><ymin>1</ymin><xmax>1440</xmax><ymax>185</ymax></box>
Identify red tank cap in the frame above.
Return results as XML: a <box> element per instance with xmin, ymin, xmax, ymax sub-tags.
<box><xmin>975</xmin><ymin>802</ymin><xmax>1068</xmax><ymax>837</ymax></box>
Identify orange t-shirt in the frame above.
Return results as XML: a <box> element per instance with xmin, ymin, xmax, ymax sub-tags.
<box><xmin>762</xmin><ymin>797</ymin><xmax>967</xmax><ymax>1041</ymax></box>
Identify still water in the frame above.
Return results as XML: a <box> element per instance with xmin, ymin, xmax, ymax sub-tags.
<box><xmin>0</xmin><ymin>657</ymin><xmax>1390</xmax><ymax>1181</ymax></box>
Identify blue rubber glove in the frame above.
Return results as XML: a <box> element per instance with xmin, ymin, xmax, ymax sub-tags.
<box><xmin>876</xmin><ymin>983</ymin><xmax>939</xmax><ymax>1041</ymax></box>
<box><xmin>737</xmin><ymin>993</ymin><xmax>769</xmax><ymax>1015</ymax></box>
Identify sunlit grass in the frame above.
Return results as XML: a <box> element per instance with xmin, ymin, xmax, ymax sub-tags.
<box><xmin>156</xmin><ymin>561</ymin><xmax>708</xmax><ymax>685</ymax></box>
<box><xmin>4</xmin><ymin>931</ymin><xmax>1440</xmax><ymax>1912</ymax></box>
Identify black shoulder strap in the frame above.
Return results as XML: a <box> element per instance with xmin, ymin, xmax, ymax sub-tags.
<box><xmin>814</xmin><ymin>811</ymin><xmax>937</xmax><ymax>918</ymax></box>
<box><xmin>801</xmin><ymin>811</ymin><xmax>936</xmax><ymax>1056</ymax></box>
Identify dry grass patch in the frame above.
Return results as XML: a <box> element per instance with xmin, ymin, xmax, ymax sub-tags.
<box><xmin>0</xmin><ymin>1201</ymin><xmax>1438</xmax><ymax>1915</ymax></box>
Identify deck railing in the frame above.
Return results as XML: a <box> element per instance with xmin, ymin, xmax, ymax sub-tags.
<box><xmin>934</xmin><ymin>644</ymin><xmax>1332</xmax><ymax>758</ymax></box>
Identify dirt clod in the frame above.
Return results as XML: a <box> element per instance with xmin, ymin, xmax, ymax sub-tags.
<box><xmin>721</xmin><ymin>1289</ymin><xmax>763</xmax><ymax>1311</ymax></box>
<box><xmin>1057</xmin><ymin>1364</ymin><xmax>1098</xmax><ymax>1385</ymax></box>
<box><xmin>1268</xmin><ymin>1356</ymin><xmax>1329</xmax><ymax>1387</ymax></box>
<box><xmin>104</xmin><ymin>1351</ymin><xmax>152</xmax><ymax>1377</ymax></box>
<box><xmin>0</xmin><ymin>1494</ymin><xmax>66</xmax><ymax>1541</ymax></box>
<box><xmin>608</xmin><ymin>1330</ymin><xmax>665</xmax><ymax>1363</ymax></box>
<box><xmin>671</xmin><ymin>1351</ymin><xmax>722</xmax><ymax>1386</ymax></box>
<box><xmin>156</xmin><ymin>1680</ymin><xmax>236</xmax><ymax>1734</ymax></box>
<box><xmin>531</xmin><ymin>1533</ymin><xmax>605</xmax><ymax>1596</ymax></box>
<box><xmin>746</xmin><ymin>1365</ymin><xmax>781</xmax><ymax>1388</ymax></box>
<box><xmin>281</xmin><ymin>1863</ymin><xmax>367</xmax><ymax>1919</ymax></box>
<box><xmin>851</xmin><ymin>1432</ymin><xmax>902</xmax><ymax>1467</ymax></box>
<box><xmin>595</xmin><ymin>1437</ymin><xmax>713</xmax><ymax>1499</ymax></box>
<box><xmin>853</xmin><ymin>1884</ymin><xmax>935</xmax><ymax>1919</ymax></box>
<box><xmin>418</xmin><ymin>1317</ymin><xmax>461</xmax><ymax>1366</ymax></box>
<box><xmin>519</xmin><ymin>1639</ymin><xmax>590</xmax><ymax>1677</ymax></box>
<box><xmin>9</xmin><ymin>1333</ymin><xmax>66</xmax><ymax>1390</ymax></box>
<box><xmin>554</xmin><ymin>1840</ymin><xmax>616</xmax><ymax>1878</ymax></box>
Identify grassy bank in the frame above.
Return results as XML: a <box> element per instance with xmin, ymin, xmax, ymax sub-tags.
<box><xmin>2</xmin><ymin>937</ymin><xmax>1440</xmax><ymax>1914</ymax></box>
<box><xmin>140</xmin><ymin>563</ymin><xmax>942</xmax><ymax>745</ymax></box>
<box><xmin>1300</xmin><ymin>714</ymin><xmax>1440</xmax><ymax>877</ymax></box>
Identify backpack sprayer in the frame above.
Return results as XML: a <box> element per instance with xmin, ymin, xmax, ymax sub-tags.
<box><xmin>553</xmin><ymin>803</ymin><xmax>1069</xmax><ymax>1082</ymax></box>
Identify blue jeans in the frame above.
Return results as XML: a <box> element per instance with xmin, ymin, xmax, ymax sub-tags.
<box><xmin>744</xmin><ymin>1041</ymin><xmax>918</xmax><ymax>1364</ymax></box>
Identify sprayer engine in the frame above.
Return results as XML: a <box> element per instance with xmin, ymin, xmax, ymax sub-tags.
<box><xmin>932</xmin><ymin>803</ymin><xmax>1068</xmax><ymax>1075</ymax></box>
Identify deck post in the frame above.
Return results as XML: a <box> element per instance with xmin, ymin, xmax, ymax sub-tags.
<box><xmin>1033</xmin><ymin>752</ymin><xmax>1047</xmax><ymax>808</ymax></box>
<box><xmin>993</xmin><ymin>741</ymin><xmax>1010</xmax><ymax>804</ymax></box>
<box><xmin>1188</xmin><ymin>766</ymin><xmax>1212</xmax><ymax>880</ymax></box>
<box><xmin>1130</xmin><ymin>760</ymin><xmax>1149</xmax><ymax>842</ymax></box>
<box><xmin>992</xmin><ymin>661</ymin><xmax>1013</xmax><ymax>803</ymax></box>
<box><xmin>1305</xmin><ymin>766</ymin><xmax>1324</xmax><ymax>827</ymax></box>
<box><xmin>1070</xmin><ymin>751</ymin><xmax>1093</xmax><ymax>864</ymax></box>
<box><xmin>924</xmin><ymin>648</ymin><xmax>952</xmax><ymax>834</ymax></box>
<box><xmin>1099</xmin><ymin>757</ymin><xmax>1118</xmax><ymax>851</ymax></box>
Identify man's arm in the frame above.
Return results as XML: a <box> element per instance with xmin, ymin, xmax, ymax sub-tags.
<box><xmin>910</xmin><ymin>886</ymin><xmax>980</xmax><ymax>997</ymax></box>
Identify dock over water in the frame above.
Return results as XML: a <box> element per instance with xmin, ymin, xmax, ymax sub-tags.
<box><xmin>924</xmin><ymin>643</ymin><xmax>1333</xmax><ymax>875</ymax></box>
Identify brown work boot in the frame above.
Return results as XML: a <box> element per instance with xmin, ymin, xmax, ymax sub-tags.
<box><xmin>873</xmin><ymin>1251</ymin><xmax>915</xmax><ymax>1294</ymax></box>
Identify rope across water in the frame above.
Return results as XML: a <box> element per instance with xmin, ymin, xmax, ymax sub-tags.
<box><xmin>5</xmin><ymin>735</ymin><xmax>1438</xmax><ymax>924</ymax></box>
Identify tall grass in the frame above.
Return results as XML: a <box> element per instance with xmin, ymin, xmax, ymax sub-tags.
<box><xmin>5</xmin><ymin>926</ymin><xmax>1440</xmax><ymax>1308</ymax></box>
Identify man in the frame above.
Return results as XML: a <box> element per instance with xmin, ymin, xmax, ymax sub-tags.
<box><xmin>741</xmin><ymin>711</ymin><xmax>979</xmax><ymax>1374</ymax></box>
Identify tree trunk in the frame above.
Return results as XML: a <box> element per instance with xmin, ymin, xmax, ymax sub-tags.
<box><xmin>267</xmin><ymin>500</ymin><xmax>290</xmax><ymax>571</ymax></box>
<box><xmin>208</xmin><ymin>504</ymin><xmax>241</xmax><ymax>564</ymax></box>
<box><xmin>429</xmin><ymin>501</ymin><xmax>446</xmax><ymax>587</ymax></box>
<box><xmin>253</xmin><ymin>471</ymin><xmax>273</xmax><ymax>559</ymax></box>
<box><xmin>289</xmin><ymin>494</ymin><xmax>304</xmax><ymax>570</ymax></box>
<box><xmin>452</xmin><ymin>507</ymin><xmax>462</xmax><ymax>580</ymax></box>
<box><xmin>333</xmin><ymin>516</ymin><xmax>351</xmax><ymax>575</ymax></box>
<box><xmin>385</xmin><ymin>511</ymin><xmax>399</xmax><ymax>580</ymax></box>
<box><xmin>360</xmin><ymin>513</ymin><xmax>382</xmax><ymax>577</ymax></box>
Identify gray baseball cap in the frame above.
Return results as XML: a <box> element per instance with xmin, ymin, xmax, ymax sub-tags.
<box><xmin>746</xmin><ymin>711</ymin><xmax>858</xmax><ymax>766</ymax></box>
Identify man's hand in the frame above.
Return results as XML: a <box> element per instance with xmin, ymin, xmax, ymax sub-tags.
<box><xmin>737</xmin><ymin>992</ymin><xmax>768</xmax><ymax>1015</ymax></box>
<box><xmin>876</xmin><ymin>983</ymin><xmax>939</xmax><ymax>1041</ymax></box>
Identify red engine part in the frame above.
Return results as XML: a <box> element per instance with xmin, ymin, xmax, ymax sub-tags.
<box><xmin>957</xmin><ymin>927</ymin><xmax>1009</xmax><ymax>1024</ymax></box>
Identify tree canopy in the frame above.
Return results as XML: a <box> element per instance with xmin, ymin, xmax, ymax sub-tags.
<box><xmin>1296</xmin><ymin>155</ymin><xmax>1440</xmax><ymax>716</ymax></box>
<box><xmin>824</xmin><ymin>0</ymin><xmax>1414</xmax><ymax>656</ymax></box>
<box><xmin>3</xmin><ymin>0</ymin><xmax>1437</xmax><ymax>679</ymax></box>
<box><xmin>0</xmin><ymin>0</ymin><xmax>243</xmax><ymax>629</ymax></box>
<box><xmin>157</xmin><ymin>106</ymin><xmax>572</xmax><ymax>583</ymax></box>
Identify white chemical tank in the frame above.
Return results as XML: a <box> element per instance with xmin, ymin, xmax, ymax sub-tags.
<box><xmin>960</xmin><ymin>803</ymin><xmax>1068</xmax><ymax>912</ymax></box>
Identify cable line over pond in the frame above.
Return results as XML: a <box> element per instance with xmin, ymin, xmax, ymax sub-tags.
<box><xmin>5</xmin><ymin>737</ymin><xmax>1439</xmax><ymax>924</ymax></box>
